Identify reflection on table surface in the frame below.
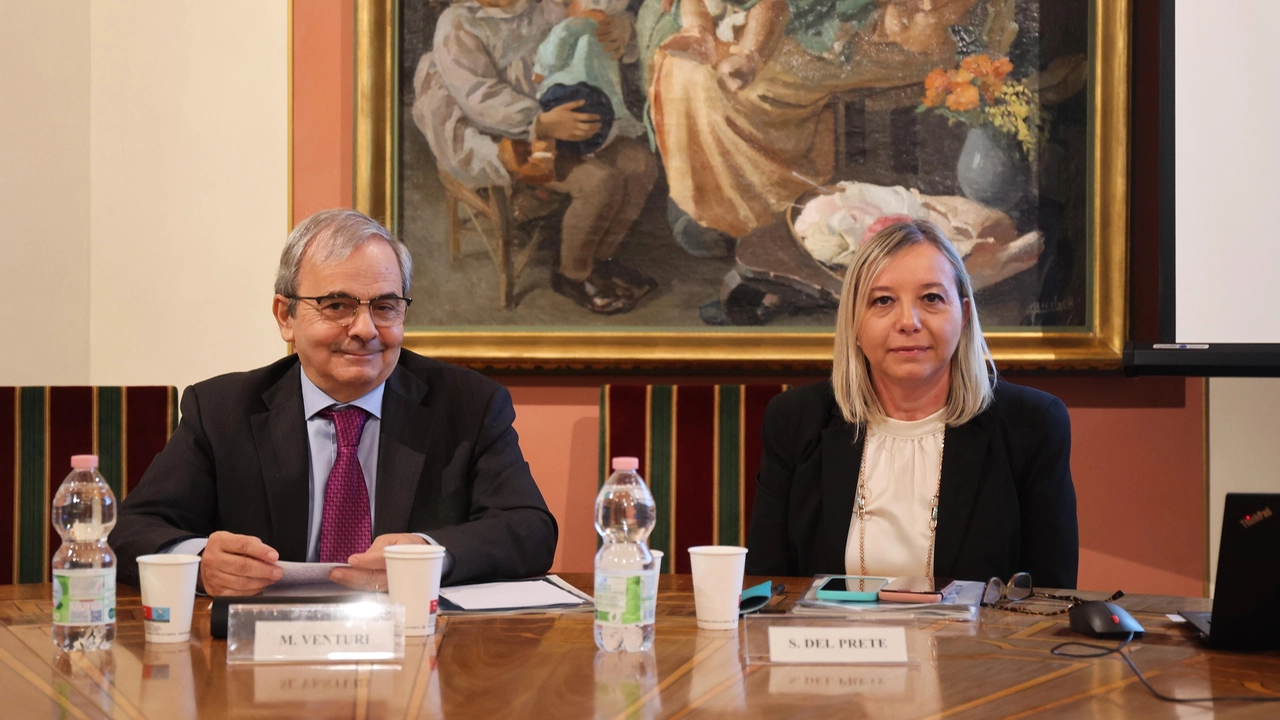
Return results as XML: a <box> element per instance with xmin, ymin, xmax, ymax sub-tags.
<box><xmin>1</xmin><ymin>573</ymin><xmax>1276</xmax><ymax>719</ymax></box>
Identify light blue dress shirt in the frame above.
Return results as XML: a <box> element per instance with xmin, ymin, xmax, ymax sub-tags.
<box><xmin>299</xmin><ymin>371</ymin><xmax>384</xmax><ymax>562</ymax></box>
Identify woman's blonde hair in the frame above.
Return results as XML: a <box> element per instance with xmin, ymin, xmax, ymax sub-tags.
<box><xmin>831</xmin><ymin>219</ymin><xmax>996</xmax><ymax>428</ymax></box>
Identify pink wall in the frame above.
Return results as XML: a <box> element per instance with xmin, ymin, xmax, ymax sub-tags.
<box><xmin>289</xmin><ymin>2</ymin><xmax>1207</xmax><ymax>596</ymax></box>
<box><xmin>291</xmin><ymin>0</ymin><xmax>353</xmax><ymax>225</ymax></box>
<box><xmin>504</xmin><ymin>386</ymin><xmax>601</xmax><ymax>575</ymax></box>
<box><xmin>1020</xmin><ymin>376</ymin><xmax>1205</xmax><ymax>596</ymax></box>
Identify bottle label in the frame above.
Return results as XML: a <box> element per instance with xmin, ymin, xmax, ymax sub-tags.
<box><xmin>594</xmin><ymin>571</ymin><xmax>656</xmax><ymax>627</ymax></box>
<box><xmin>52</xmin><ymin>568</ymin><xmax>116</xmax><ymax>626</ymax></box>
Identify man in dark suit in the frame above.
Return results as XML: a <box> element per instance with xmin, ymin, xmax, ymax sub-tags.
<box><xmin>111</xmin><ymin>209</ymin><xmax>557</xmax><ymax>595</ymax></box>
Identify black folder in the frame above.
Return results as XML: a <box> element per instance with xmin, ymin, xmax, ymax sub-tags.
<box><xmin>210</xmin><ymin>591</ymin><xmax>378</xmax><ymax>639</ymax></box>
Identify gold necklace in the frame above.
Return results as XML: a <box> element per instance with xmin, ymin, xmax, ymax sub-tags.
<box><xmin>854</xmin><ymin>429</ymin><xmax>945</xmax><ymax>577</ymax></box>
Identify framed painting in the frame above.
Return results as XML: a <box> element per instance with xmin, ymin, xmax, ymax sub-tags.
<box><xmin>353</xmin><ymin>0</ymin><xmax>1128</xmax><ymax>370</ymax></box>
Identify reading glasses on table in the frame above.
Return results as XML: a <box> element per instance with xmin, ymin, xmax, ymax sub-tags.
<box><xmin>981</xmin><ymin>572</ymin><xmax>1124</xmax><ymax>617</ymax></box>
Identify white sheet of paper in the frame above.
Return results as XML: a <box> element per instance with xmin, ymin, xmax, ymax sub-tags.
<box><xmin>438</xmin><ymin>578</ymin><xmax>588</xmax><ymax>611</ymax></box>
<box><xmin>259</xmin><ymin>581</ymin><xmax>359</xmax><ymax>598</ymax></box>
<box><xmin>275</xmin><ymin>561</ymin><xmax>348</xmax><ymax>587</ymax></box>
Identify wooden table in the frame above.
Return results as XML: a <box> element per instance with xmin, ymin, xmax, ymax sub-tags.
<box><xmin>1</xmin><ymin>575</ymin><xmax>1276</xmax><ymax>719</ymax></box>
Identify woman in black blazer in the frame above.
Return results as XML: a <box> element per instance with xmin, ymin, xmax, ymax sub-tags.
<box><xmin>745</xmin><ymin>221</ymin><xmax>1078</xmax><ymax>588</ymax></box>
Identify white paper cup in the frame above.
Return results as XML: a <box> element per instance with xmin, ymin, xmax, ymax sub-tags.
<box><xmin>136</xmin><ymin>554</ymin><xmax>201</xmax><ymax>643</ymax></box>
<box><xmin>650</xmin><ymin>549</ymin><xmax>664</xmax><ymax>574</ymax></box>
<box><xmin>384</xmin><ymin>544</ymin><xmax>447</xmax><ymax>636</ymax></box>
<box><xmin>649</xmin><ymin>550</ymin><xmax>664</xmax><ymax>592</ymax></box>
<box><xmin>688</xmin><ymin>546</ymin><xmax>748</xmax><ymax>631</ymax></box>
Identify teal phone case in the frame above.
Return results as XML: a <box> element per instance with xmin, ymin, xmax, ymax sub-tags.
<box><xmin>814</xmin><ymin>575</ymin><xmax>889</xmax><ymax>602</ymax></box>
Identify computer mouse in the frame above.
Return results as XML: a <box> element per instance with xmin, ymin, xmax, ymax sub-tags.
<box><xmin>1069</xmin><ymin>601</ymin><xmax>1145</xmax><ymax>638</ymax></box>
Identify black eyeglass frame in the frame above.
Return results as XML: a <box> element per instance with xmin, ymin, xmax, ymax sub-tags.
<box><xmin>981</xmin><ymin>572</ymin><xmax>1125</xmax><ymax>616</ymax></box>
<box><xmin>288</xmin><ymin>294</ymin><xmax>414</xmax><ymax>327</ymax></box>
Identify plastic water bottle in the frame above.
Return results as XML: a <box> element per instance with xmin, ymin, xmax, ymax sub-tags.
<box><xmin>51</xmin><ymin>454</ymin><xmax>117</xmax><ymax>651</ymax></box>
<box><xmin>594</xmin><ymin>456</ymin><xmax>657</xmax><ymax>652</ymax></box>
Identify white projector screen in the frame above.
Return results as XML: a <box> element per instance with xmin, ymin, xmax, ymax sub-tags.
<box><xmin>1173</xmin><ymin>0</ymin><xmax>1280</xmax><ymax>344</ymax></box>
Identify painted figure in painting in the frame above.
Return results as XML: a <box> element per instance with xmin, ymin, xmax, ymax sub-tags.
<box><xmin>413</xmin><ymin>0</ymin><xmax>659</xmax><ymax>314</ymax></box>
<box><xmin>533</xmin><ymin>0</ymin><xmax>648</xmax><ymax>159</ymax></box>
<box><xmin>640</xmin><ymin>0</ymin><xmax>1001</xmax><ymax>241</ymax></box>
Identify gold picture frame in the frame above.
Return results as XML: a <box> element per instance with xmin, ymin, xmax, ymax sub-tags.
<box><xmin>353</xmin><ymin>0</ymin><xmax>1129</xmax><ymax>371</ymax></box>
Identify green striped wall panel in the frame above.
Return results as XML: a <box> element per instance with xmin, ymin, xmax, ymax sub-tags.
<box><xmin>18</xmin><ymin>388</ymin><xmax>46</xmax><ymax>584</ymax></box>
<box><xmin>717</xmin><ymin>385</ymin><xmax>743</xmax><ymax>547</ymax></box>
<box><xmin>97</xmin><ymin>387</ymin><xmax>124</xmax><ymax>500</ymax></box>
<box><xmin>647</xmin><ymin>386</ymin><xmax>674</xmax><ymax>563</ymax></box>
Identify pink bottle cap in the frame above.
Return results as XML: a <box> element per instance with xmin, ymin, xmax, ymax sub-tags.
<box><xmin>71</xmin><ymin>454</ymin><xmax>98</xmax><ymax>469</ymax></box>
<box><xmin>611</xmin><ymin>457</ymin><xmax>639</xmax><ymax>471</ymax></box>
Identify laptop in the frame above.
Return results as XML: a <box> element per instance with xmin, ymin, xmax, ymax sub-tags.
<box><xmin>1179</xmin><ymin>493</ymin><xmax>1280</xmax><ymax>650</ymax></box>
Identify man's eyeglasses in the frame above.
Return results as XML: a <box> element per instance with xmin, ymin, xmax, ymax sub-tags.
<box><xmin>289</xmin><ymin>294</ymin><xmax>413</xmax><ymax>328</ymax></box>
<box><xmin>981</xmin><ymin>572</ymin><xmax>1124</xmax><ymax>616</ymax></box>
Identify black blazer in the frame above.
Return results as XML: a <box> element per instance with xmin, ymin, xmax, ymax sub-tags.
<box><xmin>745</xmin><ymin>380</ymin><xmax>1078</xmax><ymax>588</ymax></box>
<box><xmin>110</xmin><ymin>350</ymin><xmax>558</xmax><ymax>587</ymax></box>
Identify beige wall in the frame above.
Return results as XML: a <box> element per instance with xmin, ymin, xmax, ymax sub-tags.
<box><xmin>2</xmin><ymin>1</ymin><xmax>289</xmax><ymax>393</ymax></box>
<box><xmin>1208</xmin><ymin>378</ymin><xmax>1280</xmax><ymax>589</ymax></box>
<box><xmin>88</xmin><ymin>1</ymin><xmax>289</xmax><ymax>393</ymax></box>
<box><xmin>0</xmin><ymin>2</ymin><xmax>92</xmax><ymax>385</ymax></box>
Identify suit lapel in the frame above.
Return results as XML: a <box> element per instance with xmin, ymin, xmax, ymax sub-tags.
<box><xmin>819</xmin><ymin>415</ymin><xmax>865</xmax><ymax>574</ymax></box>
<box><xmin>934</xmin><ymin>412</ymin><xmax>995</xmax><ymax>577</ymax></box>
<box><xmin>250</xmin><ymin>363</ymin><xmax>310</xmax><ymax>561</ymax></box>
<box><xmin>373</xmin><ymin>365</ymin><xmax>430</xmax><ymax>537</ymax></box>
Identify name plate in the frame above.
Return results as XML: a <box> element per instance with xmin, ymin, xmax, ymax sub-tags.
<box><xmin>254</xmin><ymin>620</ymin><xmax>396</xmax><ymax>662</ymax></box>
<box><xmin>767</xmin><ymin>626</ymin><xmax>908</xmax><ymax>664</ymax></box>
<box><xmin>226</xmin><ymin>602</ymin><xmax>405</xmax><ymax>665</ymax></box>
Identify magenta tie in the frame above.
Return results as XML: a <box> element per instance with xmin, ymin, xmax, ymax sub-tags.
<box><xmin>317</xmin><ymin>406</ymin><xmax>373</xmax><ymax>563</ymax></box>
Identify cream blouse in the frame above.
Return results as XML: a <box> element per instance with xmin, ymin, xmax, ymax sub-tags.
<box><xmin>844</xmin><ymin>409</ymin><xmax>946</xmax><ymax>579</ymax></box>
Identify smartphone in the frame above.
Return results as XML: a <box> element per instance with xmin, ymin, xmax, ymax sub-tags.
<box><xmin>814</xmin><ymin>575</ymin><xmax>889</xmax><ymax>602</ymax></box>
<box><xmin>876</xmin><ymin>576</ymin><xmax>956</xmax><ymax>604</ymax></box>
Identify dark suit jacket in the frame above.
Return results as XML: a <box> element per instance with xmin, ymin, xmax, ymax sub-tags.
<box><xmin>745</xmin><ymin>380</ymin><xmax>1078</xmax><ymax>588</ymax></box>
<box><xmin>110</xmin><ymin>350</ymin><xmax>558</xmax><ymax>587</ymax></box>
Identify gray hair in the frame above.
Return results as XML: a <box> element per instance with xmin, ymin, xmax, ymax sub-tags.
<box><xmin>831</xmin><ymin>219</ymin><xmax>996</xmax><ymax>429</ymax></box>
<box><xmin>275</xmin><ymin>209</ymin><xmax>413</xmax><ymax>315</ymax></box>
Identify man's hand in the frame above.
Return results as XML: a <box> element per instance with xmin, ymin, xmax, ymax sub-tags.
<box><xmin>329</xmin><ymin>533</ymin><xmax>429</xmax><ymax>592</ymax></box>
<box><xmin>534</xmin><ymin>100</ymin><xmax>601</xmax><ymax>142</ymax></box>
<box><xmin>199</xmin><ymin>531</ymin><xmax>282</xmax><ymax>597</ymax></box>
